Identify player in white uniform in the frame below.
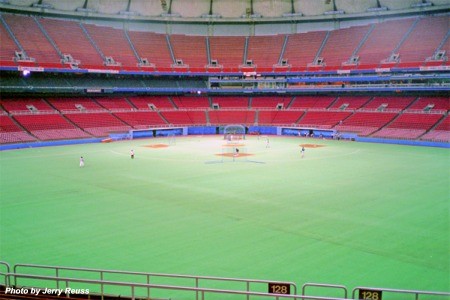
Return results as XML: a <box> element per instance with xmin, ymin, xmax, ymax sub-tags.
<box><xmin>79</xmin><ymin>156</ymin><xmax>85</xmax><ymax>167</ymax></box>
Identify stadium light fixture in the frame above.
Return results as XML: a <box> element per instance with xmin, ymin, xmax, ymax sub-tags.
<box><xmin>324</xmin><ymin>10</ymin><xmax>345</xmax><ymax>15</ymax></box>
<box><xmin>282</xmin><ymin>12</ymin><xmax>303</xmax><ymax>17</ymax></box>
<box><xmin>411</xmin><ymin>1</ymin><xmax>432</xmax><ymax>8</ymax></box>
<box><xmin>119</xmin><ymin>11</ymin><xmax>139</xmax><ymax>16</ymax></box>
<box><xmin>76</xmin><ymin>7</ymin><xmax>97</xmax><ymax>13</ymax></box>
<box><xmin>201</xmin><ymin>14</ymin><xmax>222</xmax><ymax>18</ymax></box>
<box><xmin>367</xmin><ymin>6</ymin><xmax>388</xmax><ymax>12</ymax></box>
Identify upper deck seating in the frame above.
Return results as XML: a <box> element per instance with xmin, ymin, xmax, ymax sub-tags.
<box><xmin>397</xmin><ymin>16</ymin><xmax>449</xmax><ymax>67</ymax></box>
<box><xmin>2</xmin><ymin>14</ymin><xmax>61</xmax><ymax>66</ymax></box>
<box><xmin>83</xmin><ymin>24</ymin><xmax>139</xmax><ymax>69</ymax></box>
<box><xmin>209</xmin><ymin>36</ymin><xmax>246</xmax><ymax>71</ymax></box>
<box><xmin>247</xmin><ymin>35</ymin><xmax>285</xmax><ymax>71</ymax></box>
<box><xmin>357</xmin><ymin>18</ymin><xmax>416</xmax><ymax>69</ymax></box>
<box><xmin>127</xmin><ymin>31</ymin><xmax>173</xmax><ymax>71</ymax></box>
<box><xmin>283</xmin><ymin>31</ymin><xmax>328</xmax><ymax>70</ymax></box>
<box><xmin>320</xmin><ymin>25</ymin><xmax>371</xmax><ymax>69</ymax></box>
<box><xmin>170</xmin><ymin>35</ymin><xmax>207</xmax><ymax>71</ymax></box>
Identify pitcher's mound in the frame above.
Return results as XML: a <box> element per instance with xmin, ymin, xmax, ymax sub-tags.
<box><xmin>300</xmin><ymin>144</ymin><xmax>326</xmax><ymax>148</ymax></box>
<box><xmin>145</xmin><ymin>144</ymin><xmax>169</xmax><ymax>148</ymax></box>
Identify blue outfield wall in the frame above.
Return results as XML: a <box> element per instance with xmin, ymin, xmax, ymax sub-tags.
<box><xmin>1</xmin><ymin>128</ymin><xmax>449</xmax><ymax>150</ymax></box>
<box><xmin>249</xmin><ymin>126</ymin><xmax>277</xmax><ymax>135</ymax></box>
<box><xmin>356</xmin><ymin>137</ymin><xmax>450</xmax><ymax>148</ymax></box>
<box><xmin>0</xmin><ymin>138</ymin><xmax>103</xmax><ymax>151</ymax></box>
<box><xmin>188</xmin><ymin>126</ymin><xmax>216</xmax><ymax>135</ymax></box>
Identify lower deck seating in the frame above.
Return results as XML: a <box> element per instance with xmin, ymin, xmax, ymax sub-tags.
<box><xmin>64</xmin><ymin>113</ymin><xmax>131</xmax><ymax>137</ymax></box>
<box><xmin>171</xmin><ymin>96</ymin><xmax>210</xmax><ymax>108</ymax></box>
<box><xmin>128</xmin><ymin>96</ymin><xmax>175</xmax><ymax>109</ymax></box>
<box><xmin>0</xmin><ymin>115</ymin><xmax>36</xmax><ymax>143</ymax></box>
<box><xmin>160</xmin><ymin>111</ymin><xmax>207</xmax><ymax>125</ymax></box>
<box><xmin>419</xmin><ymin>115</ymin><xmax>450</xmax><ymax>142</ymax></box>
<box><xmin>31</xmin><ymin>129</ymin><xmax>91</xmax><ymax>140</ymax></box>
<box><xmin>211</xmin><ymin>97</ymin><xmax>249</xmax><ymax>108</ymax></box>
<box><xmin>335</xmin><ymin>112</ymin><xmax>397</xmax><ymax>136</ymax></box>
<box><xmin>208</xmin><ymin>110</ymin><xmax>255</xmax><ymax>125</ymax></box>
<box><xmin>48</xmin><ymin>97</ymin><xmax>105</xmax><ymax>112</ymax></box>
<box><xmin>0</xmin><ymin>131</ymin><xmax>36</xmax><ymax>143</ymax></box>
<box><xmin>1</xmin><ymin>98</ymin><xmax>55</xmax><ymax>113</ymax></box>
<box><xmin>372</xmin><ymin>113</ymin><xmax>443</xmax><ymax>139</ymax></box>
<box><xmin>298</xmin><ymin>111</ymin><xmax>350</xmax><ymax>128</ymax></box>
<box><xmin>1</xmin><ymin>96</ymin><xmax>448</xmax><ymax>143</ymax></box>
<box><xmin>420</xmin><ymin>130</ymin><xmax>450</xmax><ymax>142</ymax></box>
<box><xmin>372</xmin><ymin>128</ymin><xmax>427</xmax><ymax>140</ymax></box>
<box><xmin>113</xmin><ymin>112</ymin><xmax>166</xmax><ymax>128</ymax></box>
<box><xmin>13</xmin><ymin>114</ymin><xmax>90</xmax><ymax>140</ymax></box>
<box><xmin>258</xmin><ymin>110</ymin><xmax>304</xmax><ymax>125</ymax></box>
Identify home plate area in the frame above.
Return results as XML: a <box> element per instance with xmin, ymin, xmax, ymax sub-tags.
<box><xmin>216</xmin><ymin>152</ymin><xmax>254</xmax><ymax>158</ymax></box>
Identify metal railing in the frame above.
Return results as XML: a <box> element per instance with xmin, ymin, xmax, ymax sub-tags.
<box><xmin>0</xmin><ymin>261</ymin><xmax>11</xmax><ymax>286</ymax></box>
<box><xmin>352</xmin><ymin>286</ymin><xmax>450</xmax><ymax>300</ymax></box>
<box><xmin>6</xmin><ymin>273</ymin><xmax>345</xmax><ymax>300</ymax></box>
<box><xmin>1</xmin><ymin>262</ymin><xmax>449</xmax><ymax>300</ymax></box>
<box><xmin>13</xmin><ymin>263</ymin><xmax>297</xmax><ymax>300</ymax></box>
<box><xmin>302</xmin><ymin>283</ymin><xmax>348</xmax><ymax>299</ymax></box>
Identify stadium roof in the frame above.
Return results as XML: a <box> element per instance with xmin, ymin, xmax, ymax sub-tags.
<box><xmin>1</xmin><ymin>0</ymin><xmax>449</xmax><ymax>24</ymax></box>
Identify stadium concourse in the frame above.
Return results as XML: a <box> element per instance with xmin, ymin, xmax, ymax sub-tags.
<box><xmin>0</xmin><ymin>1</ymin><xmax>449</xmax><ymax>300</ymax></box>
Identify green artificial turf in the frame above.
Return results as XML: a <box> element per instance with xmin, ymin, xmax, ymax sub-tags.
<box><xmin>0</xmin><ymin>136</ymin><xmax>449</xmax><ymax>299</ymax></box>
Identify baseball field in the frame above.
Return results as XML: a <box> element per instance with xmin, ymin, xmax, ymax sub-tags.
<box><xmin>0</xmin><ymin>136</ymin><xmax>449</xmax><ymax>299</ymax></box>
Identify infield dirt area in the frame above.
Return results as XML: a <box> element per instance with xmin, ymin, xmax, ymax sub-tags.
<box><xmin>145</xmin><ymin>144</ymin><xmax>169</xmax><ymax>148</ymax></box>
<box><xmin>300</xmin><ymin>144</ymin><xmax>326</xmax><ymax>148</ymax></box>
